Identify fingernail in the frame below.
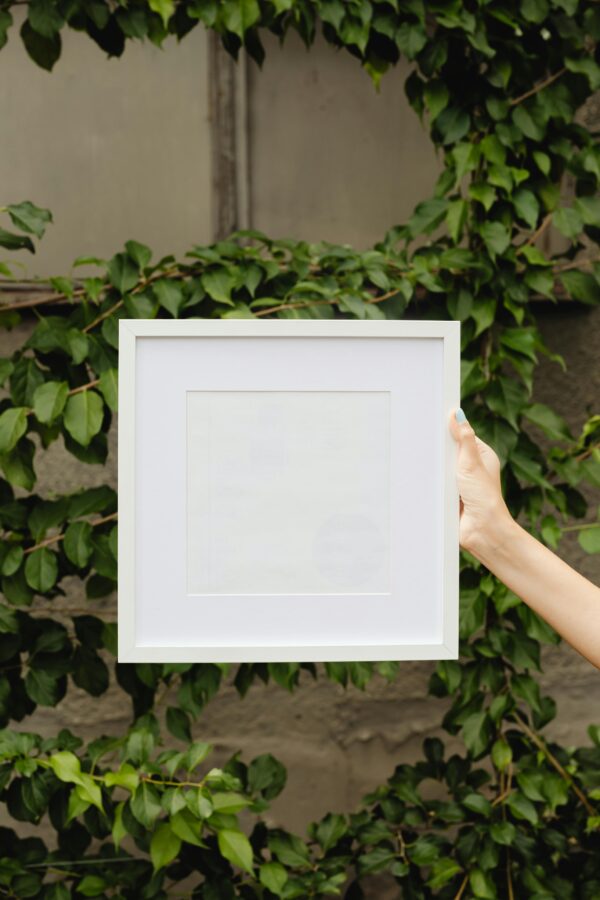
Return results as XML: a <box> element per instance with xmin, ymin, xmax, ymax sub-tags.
<box><xmin>455</xmin><ymin>408</ymin><xmax>467</xmax><ymax>423</ymax></box>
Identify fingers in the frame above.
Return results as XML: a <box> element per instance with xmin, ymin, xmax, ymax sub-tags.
<box><xmin>448</xmin><ymin>407</ymin><xmax>481</xmax><ymax>472</ymax></box>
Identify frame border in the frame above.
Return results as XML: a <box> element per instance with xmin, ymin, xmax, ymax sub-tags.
<box><xmin>118</xmin><ymin>319</ymin><xmax>460</xmax><ymax>662</ymax></box>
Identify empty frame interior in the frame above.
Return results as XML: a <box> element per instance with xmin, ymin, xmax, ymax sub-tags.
<box><xmin>186</xmin><ymin>390</ymin><xmax>391</xmax><ymax>595</ymax></box>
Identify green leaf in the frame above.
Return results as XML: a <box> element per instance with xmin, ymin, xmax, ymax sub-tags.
<box><xmin>150</xmin><ymin>822</ymin><xmax>181</xmax><ymax>871</ymax></box>
<box><xmin>32</xmin><ymin>382</ymin><xmax>68</xmax><ymax>425</ymax></box>
<box><xmin>506</xmin><ymin>791</ymin><xmax>538</xmax><ymax>825</ymax></box>
<box><xmin>77</xmin><ymin>876</ymin><xmax>106</xmax><ymax>897</ymax></box>
<box><xmin>470</xmin><ymin>298</ymin><xmax>497</xmax><ymax>338</ymax></box>
<box><xmin>0</xmin><ymin>603</ymin><xmax>18</xmax><ymax>633</ymax></box>
<box><xmin>490</xmin><ymin>821</ymin><xmax>516</xmax><ymax>845</ymax></box>
<box><xmin>436</xmin><ymin>106</ymin><xmax>470</xmax><ymax>145</ymax></box>
<box><xmin>20</xmin><ymin>18</ymin><xmax>61</xmax><ymax>70</ymax></box>
<box><xmin>560</xmin><ymin>269</ymin><xmax>600</xmax><ymax>305</ymax></box>
<box><xmin>112</xmin><ymin>801</ymin><xmax>127</xmax><ymax>850</ymax></box>
<box><xmin>427</xmin><ymin>857</ymin><xmax>462</xmax><ymax>889</ymax></box>
<box><xmin>153</xmin><ymin>279</ymin><xmax>184</xmax><ymax>317</ymax></box>
<box><xmin>148</xmin><ymin>0</ymin><xmax>175</xmax><ymax>27</ymax></box>
<box><xmin>259</xmin><ymin>861</ymin><xmax>288</xmax><ymax>895</ymax></box>
<box><xmin>469</xmin><ymin>867</ymin><xmax>496</xmax><ymax>899</ymax></box>
<box><xmin>24</xmin><ymin>547</ymin><xmax>58</xmax><ymax>592</ymax></box>
<box><xmin>396</xmin><ymin>22</ymin><xmax>427</xmax><ymax>59</ymax></box>
<box><xmin>131</xmin><ymin>781</ymin><xmax>162</xmax><ymax>829</ymax></box>
<box><xmin>522</xmin><ymin>403</ymin><xmax>572</xmax><ymax>441</ymax></box>
<box><xmin>2</xmin><ymin>544</ymin><xmax>24</xmax><ymax>575</ymax></box>
<box><xmin>63</xmin><ymin>391</ymin><xmax>104</xmax><ymax>447</ymax></box>
<box><xmin>486</xmin><ymin>376</ymin><xmax>528</xmax><ymax>431</ymax></box>
<box><xmin>316</xmin><ymin>813</ymin><xmax>347</xmax><ymax>851</ymax></box>
<box><xmin>565</xmin><ymin>55</ymin><xmax>600</xmax><ymax>90</ymax></box>
<box><xmin>579</xmin><ymin>526</ymin><xmax>600</xmax><ymax>554</ymax></box>
<box><xmin>574</xmin><ymin>195</ymin><xmax>600</xmax><ymax>227</ymax></box>
<box><xmin>480</xmin><ymin>221</ymin><xmax>511</xmax><ymax>256</ymax></box>
<box><xmin>0</xmin><ymin>407</ymin><xmax>27</xmax><ymax>454</ymax></box>
<box><xmin>7</xmin><ymin>201</ymin><xmax>52</xmax><ymax>238</ymax></box>
<box><xmin>0</xmin><ymin>438</ymin><xmax>36</xmax><ymax>490</ymax></box>
<box><xmin>491</xmin><ymin>738</ymin><xmax>512</xmax><ymax>770</ymax></box>
<box><xmin>0</xmin><ymin>10</ymin><xmax>13</xmax><ymax>52</ymax></box>
<box><xmin>552</xmin><ymin>206</ymin><xmax>583</xmax><ymax>240</ymax></box>
<box><xmin>500</xmin><ymin>327</ymin><xmax>539</xmax><ymax>362</ymax></box>
<box><xmin>462</xmin><ymin>793</ymin><xmax>492</xmax><ymax>816</ymax></box>
<box><xmin>247</xmin><ymin>753</ymin><xmax>287</xmax><ymax>800</ymax></box>
<box><xmin>48</xmin><ymin>750</ymin><xmax>82</xmax><ymax>784</ymax></box>
<box><xmin>28</xmin><ymin>0</ymin><xmax>64</xmax><ymax>37</ymax></box>
<box><xmin>25</xmin><ymin>667</ymin><xmax>63</xmax><ymax>705</ymax></box>
<box><xmin>513</xmin><ymin>188</ymin><xmax>539</xmax><ymax>229</ymax></box>
<box><xmin>107</xmin><ymin>252</ymin><xmax>139</xmax><ymax>294</ymax></box>
<box><xmin>407</xmin><ymin>199</ymin><xmax>448</xmax><ymax>238</ymax></box>
<box><xmin>104</xmin><ymin>763</ymin><xmax>139</xmax><ymax>793</ymax></box>
<box><xmin>125</xmin><ymin>239</ymin><xmax>152</xmax><ymax>269</ymax></box>
<box><xmin>170</xmin><ymin>808</ymin><xmax>205</xmax><ymax>846</ymax></box>
<box><xmin>201</xmin><ymin>269</ymin><xmax>236</xmax><ymax>305</ymax></box>
<box><xmin>217</xmin><ymin>828</ymin><xmax>254</xmax><ymax>874</ymax></box>
<box><xmin>0</xmin><ymin>226</ymin><xmax>34</xmax><ymax>253</ymax></box>
<box><xmin>512</xmin><ymin>104</ymin><xmax>545</xmax><ymax>141</ymax></box>
<box><xmin>166</xmin><ymin>706</ymin><xmax>191</xmax><ymax>741</ymax></box>
<box><xmin>461</xmin><ymin>711</ymin><xmax>491</xmax><ymax>757</ymax></box>
<box><xmin>446</xmin><ymin>199</ymin><xmax>469</xmax><ymax>241</ymax></box>
<box><xmin>424</xmin><ymin>81</ymin><xmax>449</xmax><ymax>121</ymax></box>
<box><xmin>221</xmin><ymin>0</ymin><xmax>260</xmax><ymax>40</ymax></box>
<box><xmin>98</xmin><ymin>369</ymin><xmax>118</xmax><ymax>412</ymax></box>
<box><xmin>63</xmin><ymin>521</ymin><xmax>94</xmax><ymax>568</ymax></box>
<box><xmin>469</xmin><ymin>182</ymin><xmax>496</xmax><ymax>212</ymax></box>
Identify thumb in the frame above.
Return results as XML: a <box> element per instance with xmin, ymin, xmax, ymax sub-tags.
<box><xmin>449</xmin><ymin>407</ymin><xmax>482</xmax><ymax>472</ymax></box>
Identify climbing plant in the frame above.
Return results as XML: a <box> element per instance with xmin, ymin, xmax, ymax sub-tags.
<box><xmin>1</xmin><ymin>1</ymin><xmax>600</xmax><ymax>897</ymax></box>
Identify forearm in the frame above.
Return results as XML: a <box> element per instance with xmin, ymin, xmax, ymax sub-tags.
<box><xmin>467</xmin><ymin>515</ymin><xmax>600</xmax><ymax>669</ymax></box>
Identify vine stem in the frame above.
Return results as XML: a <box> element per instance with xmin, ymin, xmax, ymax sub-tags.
<box><xmin>518</xmin><ymin>213</ymin><xmax>552</xmax><ymax>251</ymax></box>
<box><xmin>83</xmin><ymin>300</ymin><xmax>123</xmax><ymax>333</ymax></box>
<box><xmin>512</xmin><ymin>711</ymin><xmax>596</xmax><ymax>815</ymax></box>
<box><xmin>453</xmin><ymin>873</ymin><xmax>469</xmax><ymax>900</ymax></box>
<box><xmin>554</xmin><ymin>254</ymin><xmax>600</xmax><ymax>274</ymax></box>
<box><xmin>574</xmin><ymin>441</ymin><xmax>599</xmax><ymax>462</ymax></box>
<box><xmin>507</xmin><ymin>849</ymin><xmax>515</xmax><ymax>900</ymax></box>
<box><xmin>509</xmin><ymin>67</ymin><xmax>566</xmax><ymax>106</ymax></box>
<box><xmin>25</xmin><ymin>378</ymin><xmax>101</xmax><ymax>417</ymax></box>
<box><xmin>27</xmin><ymin>607</ymin><xmax>116</xmax><ymax>616</ymax></box>
<box><xmin>23</xmin><ymin>511</ymin><xmax>118</xmax><ymax>554</ymax></box>
<box><xmin>562</xmin><ymin>522</ymin><xmax>600</xmax><ymax>532</ymax></box>
<box><xmin>253</xmin><ymin>285</ymin><xmax>411</xmax><ymax>318</ymax></box>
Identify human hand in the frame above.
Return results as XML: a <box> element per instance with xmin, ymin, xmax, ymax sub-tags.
<box><xmin>448</xmin><ymin>407</ymin><xmax>515</xmax><ymax>555</ymax></box>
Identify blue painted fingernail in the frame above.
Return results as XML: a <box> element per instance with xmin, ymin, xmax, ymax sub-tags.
<box><xmin>455</xmin><ymin>408</ymin><xmax>467</xmax><ymax>423</ymax></box>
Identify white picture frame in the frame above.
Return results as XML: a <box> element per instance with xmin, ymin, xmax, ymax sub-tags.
<box><xmin>118</xmin><ymin>318</ymin><xmax>460</xmax><ymax>663</ymax></box>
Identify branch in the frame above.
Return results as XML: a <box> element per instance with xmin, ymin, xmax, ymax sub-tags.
<box><xmin>517</xmin><ymin>213</ymin><xmax>552</xmax><ymax>252</ymax></box>
<box><xmin>453</xmin><ymin>873</ymin><xmax>469</xmax><ymax>900</ymax></box>
<box><xmin>509</xmin><ymin>67</ymin><xmax>567</xmax><ymax>106</ymax></box>
<box><xmin>26</xmin><ymin>378</ymin><xmax>100</xmax><ymax>417</ymax></box>
<box><xmin>512</xmin><ymin>710</ymin><xmax>596</xmax><ymax>815</ymax></box>
<box><xmin>23</xmin><ymin>512</ymin><xmax>118</xmax><ymax>555</ymax></box>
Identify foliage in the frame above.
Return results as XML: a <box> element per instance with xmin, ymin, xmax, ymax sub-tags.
<box><xmin>1</xmin><ymin>0</ymin><xmax>600</xmax><ymax>897</ymax></box>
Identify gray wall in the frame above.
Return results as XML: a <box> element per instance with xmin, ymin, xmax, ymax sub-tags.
<box><xmin>1</xmin><ymin>20</ymin><xmax>599</xmax><ymax>891</ymax></box>
<box><xmin>0</xmin><ymin>7</ymin><xmax>212</xmax><ymax>276</ymax></box>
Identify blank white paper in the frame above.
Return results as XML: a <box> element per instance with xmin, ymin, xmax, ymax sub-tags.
<box><xmin>186</xmin><ymin>390</ymin><xmax>391</xmax><ymax>595</ymax></box>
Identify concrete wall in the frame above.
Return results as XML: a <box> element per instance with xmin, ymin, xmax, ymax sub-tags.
<box><xmin>0</xmin><ymin>7</ymin><xmax>212</xmax><ymax>277</ymax></box>
<box><xmin>1</xmin><ymin>20</ymin><xmax>599</xmax><ymax>896</ymax></box>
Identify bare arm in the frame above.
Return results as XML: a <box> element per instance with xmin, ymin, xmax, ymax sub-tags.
<box><xmin>450</xmin><ymin>408</ymin><xmax>600</xmax><ymax>670</ymax></box>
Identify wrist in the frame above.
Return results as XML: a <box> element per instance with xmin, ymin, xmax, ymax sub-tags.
<box><xmin>463</xmin><ymin>504</ymin><xmax>522</xmax><ymax>566</ymax></box>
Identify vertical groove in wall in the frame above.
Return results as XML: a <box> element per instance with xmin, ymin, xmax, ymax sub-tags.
<box><xmin>208</xmin><ymin>33</ymin><xmax>251</xmax><ymax>240</ymax></box>
<box><xmin>236</xmin><ymin>50</ymin><xmax>251</xmax><ymax>232</ymax></box>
